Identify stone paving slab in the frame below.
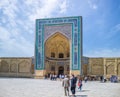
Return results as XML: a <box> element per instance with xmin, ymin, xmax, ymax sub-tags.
<box><xmin>0</xmin><ymin>78</ymin><xmax>120</xmax><ymax>97</ymax></box>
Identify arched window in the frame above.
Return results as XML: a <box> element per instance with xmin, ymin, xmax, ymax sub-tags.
<box><xmin>59</xmin><ymin>53</ymin><xmax>64</xmax><ymax>58</ymax></box>
<box><xmin>51</xmin><ymin>52</ymin><xmax>55</xmax><ymax>58</ymax></box>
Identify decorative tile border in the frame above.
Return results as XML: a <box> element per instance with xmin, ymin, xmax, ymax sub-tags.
<box><xmin>35</xmin><ymin>16</ymin><xmax>82</xmax><ymax>71</ymax></box>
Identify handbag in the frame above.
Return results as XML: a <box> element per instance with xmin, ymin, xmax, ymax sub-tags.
<box><xmin>78</xmin><ymin>82</ymin><xmax>81</xmax><ymax>86</ymax></box>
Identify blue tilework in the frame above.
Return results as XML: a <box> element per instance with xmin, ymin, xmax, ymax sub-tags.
<box><xmin>35</xmin><ymin>16</ymin><xmax>82</xmax><ymax>70</ymax></box>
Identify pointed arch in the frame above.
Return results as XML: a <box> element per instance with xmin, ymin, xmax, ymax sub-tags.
<box><xmin>106</xmin><ymin>64</ymin><xmax>115</xmax><ymax>75</ymax></box>
<box><xmin>45</xmin><ymin>32</ymin><xmax>69</xmax><ymax>43</ymax></box>
<box><xmin>0</xmin><ymin>60</ymin><xmax>9</xmax><ymax>72</ymax></box>
<box><xmin>45</xmin><ymin>32</ymin><xmax>70</xmax><ymax>58</ymax></box>
<box><xmin>18</xmin><ymin>60</ymin><xmax>30</xmax><ymax>73</ymax></box>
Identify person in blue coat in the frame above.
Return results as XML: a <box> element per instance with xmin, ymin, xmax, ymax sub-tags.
<box><xmin>70</xmin><ymin>74</ymin><xmax>77</xmax><ymax>97</ymax></box>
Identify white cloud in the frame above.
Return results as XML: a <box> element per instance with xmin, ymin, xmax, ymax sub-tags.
<box><xmin>59</xmin><ymin>0</ymin><xmax>68</xmax><ymax>13</ymax></box>
<box><xmin>92</xmin><ymin>4</ymin><xmax>97</xmax><ymax>9</ymax></box>
<box><xmin>106</xmin><ymin>24</ymin><xmax>120</xmax><ymax>39</ymax></box>
<box><xmin>84</xmin><ymin>48</ymin><xmax>120</xmax><ymax>57</ymax></box>
<box><xmin>1</xmin><ymin>0</ymin><xmax>18</xmax><ymax>23</ymax></box>
<box><xmin>27</xmin><ymin>0</ymin><xmax>68</xmax><ymax>22</ymax></box>
<box><xmin>0</xmin><ymin>26</ymin><xmax>10</xmax><ymax>41</ymax></box>
<box><xmin>88</xmin><ymin>0</ymin><xmax>98</xmax><ymax>10</ymax></box>
<box><xmin>0</xmin><ymin>0</ymin><xmax>69</xmax><ymax>57</ymax></box>
<box><xmin>0</xmin><ymin>26</ymin><xmax>33</xmax><ymax>57</ymax></box>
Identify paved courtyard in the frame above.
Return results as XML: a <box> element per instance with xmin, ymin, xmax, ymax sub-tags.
<box><xmin>0</xmin><ymin>78</ymin><xmax>120</xmax><ymax>97</ymax></box>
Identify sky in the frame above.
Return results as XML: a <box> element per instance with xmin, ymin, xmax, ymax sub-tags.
<box><xmin>0</xmin><ymin>0</ymin><xmax>120</xmax><ymax>57</ymax></box>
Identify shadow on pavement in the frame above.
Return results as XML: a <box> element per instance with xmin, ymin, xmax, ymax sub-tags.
<box><xmin>76</xmin><ymin>90</ymin><xmax>90</xmax><ymax>92</ymax></box>
<box><xmin>69</xmin><ymin>95</ymin><xmax>87</xmax><ymax>97</ymax></box>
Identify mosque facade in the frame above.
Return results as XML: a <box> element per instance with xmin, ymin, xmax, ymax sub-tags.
<box><xmin>34</xmin><ymin>16</ymin><xmax>82</xmax><ymax>78</ymax></box>
<box><xmin>0</xmin><ymin>16</ymin><xmax>120</xmax><ymax>78</ymax></box>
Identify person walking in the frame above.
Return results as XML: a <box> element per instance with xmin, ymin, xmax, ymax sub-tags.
<box><xmin>59</xmin><ymin>74</ymin><xmax>62</xmax><ymax>81</ymax></box>
<box><xmin>70</xmin><ymin>74</ymin><xmax>77</xmax><ymax>97</ymax></box>
<box><xmin>62</xmin><ymin>75</ymin><xmax>70</xmax><ymax>96</ymax></box>
<box><xmin>78</xmin><ymin>77</ymin><xmax>82</xmax><ymax>91</ymax></box>
<box><xmin>84</xmin><ymin>76</ymin><xmax>88</xmax><ymax>83</ymax></box>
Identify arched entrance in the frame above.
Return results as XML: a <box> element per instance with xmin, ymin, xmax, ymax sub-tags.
<box><xmin>45</xmin><ymin>32</ymin><xmax>70</xmax><ymax>59</ymax></box>
<box><xmin>58</xmin><ymin>66</ymin><xmax>64</xmax><ymax>75</ymax></box>
<box><xmin>44</xmin><ymin>32</ymin><xmax>70</xmax><ymax>74</ymax></box>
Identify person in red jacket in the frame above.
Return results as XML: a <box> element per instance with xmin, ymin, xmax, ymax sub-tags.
<box><xmin>78</xmin><ymin>77</ymin><xmax>83</xmax><ymax>91</ymax></box>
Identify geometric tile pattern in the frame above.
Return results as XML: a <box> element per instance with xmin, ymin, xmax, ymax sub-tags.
<box><xmin>35</xmin><ymin>16</ymin><xmax>82</xmax><ymax>71</ymax></box>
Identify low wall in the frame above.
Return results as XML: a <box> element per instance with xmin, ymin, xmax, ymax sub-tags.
<box><xmin>0</xmin><ymin>57</ymin><xmax>33</xmax><ymax>78</ymax></box>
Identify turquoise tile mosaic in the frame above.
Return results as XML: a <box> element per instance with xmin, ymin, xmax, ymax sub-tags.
<box><xmin>35</xmin><ymin>16</ymin><xmax>82</xmax><ymax>71</ymax></box>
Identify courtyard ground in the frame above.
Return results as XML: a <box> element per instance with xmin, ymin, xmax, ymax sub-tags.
<box><xmin>0</xmin><ymin>78</ymin><xmax>120</xmax><ymax>97</ymax></box>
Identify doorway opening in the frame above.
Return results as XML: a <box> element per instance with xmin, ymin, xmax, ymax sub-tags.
<box><xmin>45</xmin><ymin>32</ymin><xmax>70</xmax><ymax>75</ymax></box>
<box><xmin>58</xmin><ymin>66</ymin><xmax>64</xmax><ymax>75</ymax></box>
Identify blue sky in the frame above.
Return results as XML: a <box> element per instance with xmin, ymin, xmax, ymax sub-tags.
<box><xmin>0</xmin><ymin>0</ymin><xmax>120</xmax><ymax>57</ymax></box>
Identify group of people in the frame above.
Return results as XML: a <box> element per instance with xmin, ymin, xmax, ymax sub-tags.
<box><xmin>110</xmin><ymin>75</ymin><xmax>119</xmax><ymax>83</ymax></box>
<box><xmin>44</xmin><ymin>73</ymin><xmax>68</xmax><ymax>81</ymax></box>
<box><xmin>44</xmin><ymin>73</ymin><xmax>85</xmax><ymax>96</ymax></box>
<box><xmin>49</xmin><ymin>74</ymin><xmax>57</xmax><ymax>80</ymax></box>
<box><xmin>62</xmin><ymin>74</ymin><xmax>83</xmax><ymax>97</ymax></box>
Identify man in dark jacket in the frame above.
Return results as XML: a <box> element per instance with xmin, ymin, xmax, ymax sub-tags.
<box><xmin>70</xmin><ymin>74</ymin><xmax>77</xmax><ymax>97</ymax></box>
